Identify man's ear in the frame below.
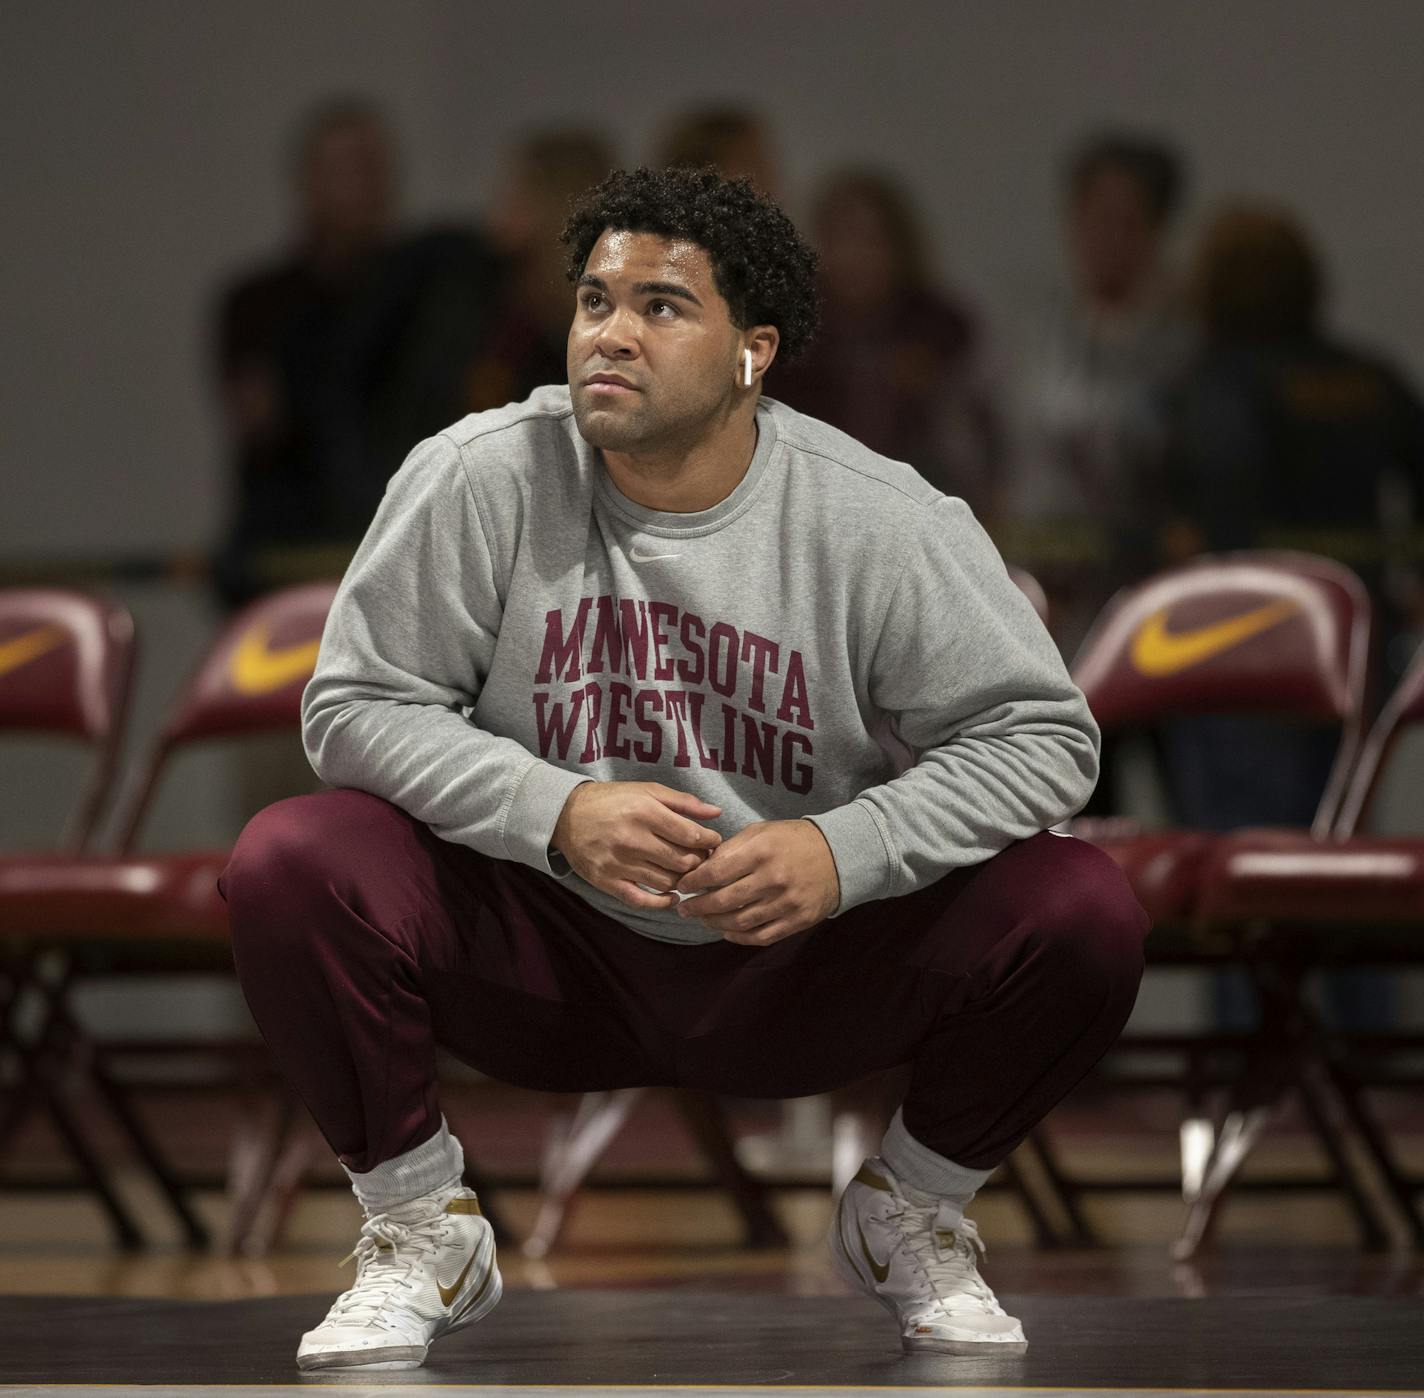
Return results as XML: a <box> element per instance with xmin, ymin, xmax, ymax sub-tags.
<box><xmin>746</xmin><ymin>324</ymin><xmax>780</xmax><ymax>382</ymax></box>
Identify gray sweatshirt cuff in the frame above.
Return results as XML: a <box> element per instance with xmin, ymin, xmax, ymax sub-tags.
<box><xmin>503</xmin><ymin>761</ymin><xmax>591</xmax><ymax>875</ymax></box>
<box><xmin>803</xmin><ymin>801</ymin><xmax>893</xmax><ymax>915</ymax></box>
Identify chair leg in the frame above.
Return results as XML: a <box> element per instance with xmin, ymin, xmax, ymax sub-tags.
<box><xmin>0</xmin><ymin>1045</ymin><xmax>41</xmax><ymax>1158</ymax></box>
<box><xmin>996</xmin><ymin>1149</ymin><xmax>1066</xmax><ymax>1248</ymax></box>
<box><xmin>1179</xmin><ymin>1115</ymin><xmax>1216</xmax><ymax>1204</ymax></box>
<box><xmin>1180</xmin><ymin>1045</ymin><xmax>1216</xmax><ymax>1203</ymax></box>
<box><xmin>523</xmin><ymin>1088</ymin><xmax>645</xmax><ymax>1258</ymax></box>
<box><xmin>27</xmin><ymin>1010</ymin><xmax>147</xmax><ymax>1249</ymax></box>
<box><xmin>1172</xmin><ymin>1103</ymin><xmax>1274</xmax><ymax>1261</ymax></box>
<box><xmin>0</xmin><ymin>959</ymin><xmax>148</xmax><ymax>1249</ymax></box>
<box><xmin>1173</xmin><ymin>1003</ymin><xmax>1297</xmax><ymax>1261</ymax></box>
<box><xmin>1322</xmin><ymin>1059</ymin><xmax>1424</xmax><ymax>1248</ymax></box>
<box><xmin>672</xmin><ymin>1090</ymin><xmax>787</xmax><ymax>1249</ymax></box>
<box><xmin>226</xmin><ymin>1086</ymin><xmax>300</xmax><ymax>1257</ymax></box>
<box><xmin>1176</xmin><ymin>978</ymin><xmax>1301</xmax><ymax>1262</ymax></box>
<box><xmin>1256</xmin><ymin>958</ymin><xmax>1406</xmax><ymax>1250</ymax></box>
<box><xmin>0</xmin><ymin>954</ymin><xmax>45</xmax><ymax>1154</ymax></box>
<box><xmin>1295</xmin><ymin>1060</ymin><xmax>1391</xmax><ymax>1251</ymax></box>
<box><xmin>829</xmin><ymin>1105</ymin><xmax>880</xmax><ymax>1198</ymax></box>
<box><xmin>86</xmin><ymin>1056</ymin><xmax>210</xmax><ymax>1249</ymax></box>
<box><xmin>1021</xmin><ymin>1127</ymin><xmax>1099</xmax><ymax>1246</ymax></box>
<box><xmin>37</xmin><ymin>965</ymin><xmax>210</xmax><ymax>1249</ymax></box>
<box><xmin>245</xmin><ymin>1121</ymin><xmax>322</xmax><ymax>1257</ymax></box>
<box><xmin>42</xmin><ymin>1079</ymin><xmax>148</xmax><ymax>1250</ymax></box>
<box><xmin>828</xmin><ymin>1074</ymin><xmax>897</xmax><ymax>1196</ymax></box>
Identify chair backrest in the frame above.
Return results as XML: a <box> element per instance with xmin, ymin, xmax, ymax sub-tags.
<box><xmin>1334</xmin><ymin>638</ymin><xmax>1424</xmax><ymax>836</ymax></box>
<box><xmin>110</xmin><ymin>581</ymin><xmax>338</xmax><ymax>850</ymax></box>
<box><xmin>0</xmin><ymin>588</ymin><xmax>136</xmax><ymax>851</ymax></box>
<box><xmin>1070</xmin><ymin>552</ymin><xmax>1372</xmax><ymax>835</ymax></box>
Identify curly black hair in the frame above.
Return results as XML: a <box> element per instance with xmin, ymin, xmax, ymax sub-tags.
<box><xmin>560</xmin><ymin>165</ymin><xmax>820</xmax><ymax>361</ymax></box>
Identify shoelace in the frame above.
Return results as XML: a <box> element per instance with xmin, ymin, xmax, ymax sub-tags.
<box><xmin>327</xmin><ymin>1212</ymin><xmax>447</xmax><ymax>1328</ymax></box>
<box><xmin>894</xmin><ymin>1196</ymin><xmax>997</xmax><ymax>1312</ymax></box>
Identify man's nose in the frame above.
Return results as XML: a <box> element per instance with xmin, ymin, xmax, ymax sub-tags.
<box><xmin>593</xmin><ymin>306</ymin><xmax>640</xmax><ymax>359</ymax></box>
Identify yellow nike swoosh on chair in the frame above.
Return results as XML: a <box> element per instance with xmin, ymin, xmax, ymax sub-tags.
<box><xmin>0</xmin><ymin>625</ymin><xmax>67</xmax><ymax>680</ymax></box>
<box><xmin>1130</xmin><ymin>599</ymin><xmax>1301</xmax><ymax>678</ymax></box>
<box><xmin>229</xmin><ymin>625</ymin><xmax>322</xmax><ymax>696</ymax></box>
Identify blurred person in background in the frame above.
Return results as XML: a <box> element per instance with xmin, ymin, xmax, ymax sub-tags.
<box><xmin>213</xmin><ymin>97</ymin><xmax>499</xmax><ymax>609</ymax></box>
<box><xmin>657</xmin><ymin>104</ymin><xmax>781</xmax><ymax>197</ymax></box>
<box><xmin>772</xmin><ymin>169</ymin><xmax>1003</xmax><ymax>518</ymax></box>
<box><xmin>465</xmin><ymin>130</ymin><xmax>617</xmax><ymax>411</ymax></box>
<box><xmin>1160</xmin><ymin>202</ymin><xmax>1424</xmax><ymax>1029</ymax></box>
<box><xmin>211</xmin><ymin>97</ymin><xmax>499</xmax><ymax>822</ymax></box>
<box><xmin>1005</xmin><ymin>131</ymin><xmax>1194</xmax><ymax>656</ymax></box>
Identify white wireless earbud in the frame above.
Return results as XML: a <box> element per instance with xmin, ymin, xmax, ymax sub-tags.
<box><xmin>742</xmin><ymin>348</ymin><xmax>754</xmax><ymax>388</ymax></box>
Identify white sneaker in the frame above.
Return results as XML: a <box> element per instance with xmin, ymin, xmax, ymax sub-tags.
<box><xmin>829</xmin><ymin>1157</ymin><xmax>1026</xmax><ymax>1355</ymax></box>
<box><xmin>296</xmin><ymin>1185</ymin><xmax>501</xmax><ymax>1372</ymax></box>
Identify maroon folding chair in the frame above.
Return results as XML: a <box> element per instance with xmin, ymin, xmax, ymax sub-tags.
<box><xmin>0</xmin><ymin>589</ymin><xmax>137</xmax><ymax>1240</ymax></box>
<box><xmin>1188</xmin><ymin>637</ymin><xmax>1424</xmax><ymax>1254</ymax></box>
<box><xmin>1071</xmin><ymin>551</ymin><xmax>1371</xmax><ymax>919</ymax></box>
<box><xmin>0</xmin><ymin>583</ymin><xmax>334</xmax><ymax>1249</ymax></box>
<box><xmin>0</xmin><ymin>588</ymin><xmax>135</xmax><ymax>852</ymax></box>
<box><xmin>1065</xmin><ymin>551</ymin><xmax>1374</xmax><ymax>1255</ymax></box>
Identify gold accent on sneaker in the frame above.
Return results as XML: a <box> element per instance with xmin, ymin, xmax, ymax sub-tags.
<box><xmin>436</xmin><ymin>1249</ymin><xmax>479</xmax><ymax>1308</ymax></box>
<box><xmin>446</xmin><ymin>1197</ymin><xmax>483</xmax><ymax>1216</ymax></box>
<box><xmin>856</xmin><ymin>1218</ymin><xmax>891</xmax><ymax>1283</ymax></box>
<box><xmin>853</xmin><ymin>1162</ymin><xmax>892</xmax><ymax>1192</ymax></box>
<box><xmin>451</xmin><ymin>1256</ymin><xmax>496</xmax><ymax>1321</ymax></box>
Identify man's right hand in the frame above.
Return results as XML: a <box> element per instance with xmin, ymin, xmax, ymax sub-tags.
<box><xmin>550</xmin><ymin>781</ymin><xmax>722</xmax><ymax>910</ymax></box>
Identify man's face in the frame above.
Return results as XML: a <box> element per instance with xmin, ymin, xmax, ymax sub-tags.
<box><xmin>568</xmin><ymin>230</ymin><xmax>742</xmax><ymax>454</ymax></box>
<box><xmin>1068</xmin><ymin>167</ymin><xmax>1161</xmax><ymax>307</ymax></box>
<box><xmin>302</xmin><ymin>119</ymin><xmax>393</xmax><ymax>246</ymax></box>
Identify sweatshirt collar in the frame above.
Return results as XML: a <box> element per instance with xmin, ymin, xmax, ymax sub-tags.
<box><xmin>593</xmin><ymin>399</ymin><xmax>779</xmax><ymax>538</ymax></box>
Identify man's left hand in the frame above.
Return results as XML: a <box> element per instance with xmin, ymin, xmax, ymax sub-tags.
<box><xmin>674</xmin><ymin>819</ymin><xmax>840</xmax><ymax>945</ymax></box>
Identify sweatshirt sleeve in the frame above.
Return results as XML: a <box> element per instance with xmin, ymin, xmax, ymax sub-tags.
<box><xmin>804</xmin><ymin>495</ymin><xmax>1100</xmax><ymax>913</ymax></box>
<box><xmin>301</xmin><ymin>433</ymin><xmax>588</xmax><ymax>873</ymax></box>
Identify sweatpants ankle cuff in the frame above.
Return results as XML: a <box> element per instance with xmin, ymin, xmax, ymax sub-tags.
<box><xmin>344</xmin><ymin>1116</ymin><xmax>464</xmax><ymax>1212</ymax></box>
<box><xmin>880</xmin><ymin>1107</ymin><xmax>993</xmax><ymax>1200</ymax></box>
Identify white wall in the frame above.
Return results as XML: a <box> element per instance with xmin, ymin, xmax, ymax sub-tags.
<box><xmin>4</xmin><ymin>0</ymin><xmax>1423</xmax><ymax>562</ymax></box>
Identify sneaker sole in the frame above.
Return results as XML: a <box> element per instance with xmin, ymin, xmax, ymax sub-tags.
<box><xmin>902</xmin><ymin>1333</ymin><xmax>1028</xmax><ymax>1356</ymax></box>
<box><xmin>297</xmin><ymin>1347</ymin><xmax>426</xmax><ymax>1372</ymax></box>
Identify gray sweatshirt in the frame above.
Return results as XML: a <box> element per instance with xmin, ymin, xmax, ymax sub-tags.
<box><xmin>302</xmin><ymin>385</ymin><xmax>1099</xmax><ymax>945</ymax></box>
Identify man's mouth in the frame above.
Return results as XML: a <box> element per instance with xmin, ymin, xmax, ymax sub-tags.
<box><xmin>583</xmin><ymin>372</ymin><xmax>640</xmax><ymax>395</ymax></box>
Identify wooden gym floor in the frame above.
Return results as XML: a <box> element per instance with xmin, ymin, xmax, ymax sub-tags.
<box><xmin>1</xmin><ymin>1084</ymin><xmax>1423</xmax><ymax>1395</ymax></box>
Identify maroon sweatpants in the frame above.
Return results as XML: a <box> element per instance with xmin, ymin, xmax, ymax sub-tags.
<box><xmin>219</xmin><ymin>789</ymin><xmax>1148</xmax><ymax>1174</ymax></box>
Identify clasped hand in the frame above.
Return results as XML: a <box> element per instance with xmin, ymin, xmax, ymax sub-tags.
<box><xmin>551</xmin><ymin>780</ymin><xmax>840</xmax><ymax>946</ymax></box>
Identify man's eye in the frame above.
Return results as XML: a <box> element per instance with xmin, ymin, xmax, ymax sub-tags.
<box><xmin>648</xmin><ymin>299</ymin><xmax>678</xmax><ymax>318</ymax></box>
<box><xmin>582</xmin><ymin>292</ymin><xmax>604</xmax><ymax>311</ymax></box>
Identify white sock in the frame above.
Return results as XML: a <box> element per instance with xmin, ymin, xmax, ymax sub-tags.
<box><xmin>343</xmin><ymin>1115</ymin><xmax>465</xmax><ymax>1215</ymax></box>
<box><xmin>880</xmin><ymin>1107</ymin><xmax>992</xmax><ymax>1227</ymax></box>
